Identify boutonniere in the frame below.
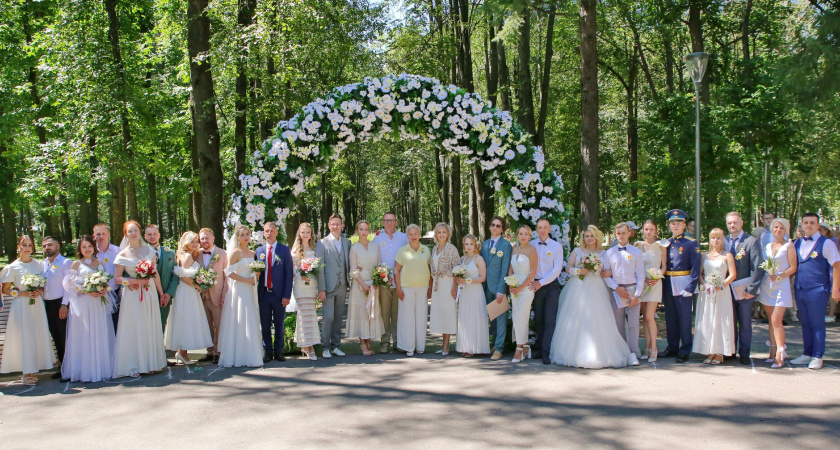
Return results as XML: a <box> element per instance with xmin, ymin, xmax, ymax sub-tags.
<box><xmin>547</xmin><ymin>251</ymin><xmax>553</xmax><ymax>257</ymax></box>
<box><xmin>679</xmin><ymin>247</ymin><xmax>684</xmax><ymax>255</ymax></box>
<box><xmin>490</xmin><ymin>246</ymin><xmax>497</xmax><ymax>254</ymax></box>
<box><xmin>380</xmin><ymin>242</ymin><xmax>386</xmax><ymax>247</ymax></box>
<box><xmin>11</xmin><ymin>288</ymin><xmax>19</xmax><ymax>297</ymax></box>
<box><xmin>496</xmin><ymin>250</ymin><xmax>504</xmax><ymax>257</ymax></box>
<box><xmin>210</xmin><ymin>253</ymin><xmax>221</xmax><ymax>264</ymax></box>
<box><xmin>165</xmin><ymin>247</ymin><xmax>171</xmax><ymax>252</ymax></box>
<box><xmin>122</xmin><ymin>279</ymin><xmax>130</xmax><ymax>287</ymax></box>
<box><xmin>735</xmin><ymin>248</ymin><xmax>746</xmax><ymax>260</ymax></box>
<box><xmin>624</xmin><ymin>253</ymin><xmax>632</xmax><ymax>262</ymax></box>
<box><xmin>811</xmin><ymin>251</ymin><xmax>819</xmax><ymax>258</ymax></box>
<box><xmin>260</xmin><ymin>253</ymin><xmax>266</xmax><ymax>260</ymax></box>
<box><xmin>104</xmin><ymin>258</ymin><xmax>110</xmax><ymax>263</ymax></box>
<box><xmin>51</xmin><ymin>264</ymin><xmax>58</xmax><ymax>271</ymax></box>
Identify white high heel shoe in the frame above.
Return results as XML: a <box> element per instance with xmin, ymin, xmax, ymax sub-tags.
<box><xmin>175</xmin><ymin>353</ymin><xmax>196</xmax><ymax>365</ymax></box>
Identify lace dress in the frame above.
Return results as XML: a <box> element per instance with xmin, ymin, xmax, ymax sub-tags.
<box><xmin>455</xmin><ymin>256</ymin><xmax>490</xmax><ymax>354</ymax></box>
<box><xmin>293</xmin><ymin>249</ymin><xmax>321</xmax><ymax>348</ymax></box>
<box><xmin>345</xmin><ymin>242</ymin><xmax>384</xmax><ymax>339</ymax></box>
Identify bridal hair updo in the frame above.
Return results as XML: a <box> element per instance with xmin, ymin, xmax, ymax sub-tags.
<box><xmin>462</xmin><ymin>234</ymin><xmax>479</xmax><ymax>254</ymax></box>
<box><xmin>292</xmin><ymin>222</ymin><xmax>315</xmax><ymax>263</ymax></box>
<box><xmin>579</xmin><ymin>225</ymin><xmax>604</xmax><ymax>251</ymax></box>
<box><xmin>177</xmin><ymin>231</ymin><xmax>200</xmax><ymax>261</ymax></box>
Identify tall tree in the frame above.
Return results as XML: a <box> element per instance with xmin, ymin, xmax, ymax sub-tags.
<box><xmin>579</xmin><ymin>0</ymin><xmax>600</xmax><ymax>227</ymax></box>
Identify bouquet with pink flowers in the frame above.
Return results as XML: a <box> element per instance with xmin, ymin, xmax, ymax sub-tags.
<box><xmin>298</xmin><ymin>256</ymin><xmax>323</xmax><ymax>285</ymax></box>
<box><xmin>580</xmin><ymin>254</ymin><xmax>602</xmax><ymax>280</ymax></box>
<box><xmin>371</xmin><ymin>263</ymin><xmax>393</xmax><ymax>288</ymax></box>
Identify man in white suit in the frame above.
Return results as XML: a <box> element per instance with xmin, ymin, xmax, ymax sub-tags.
<box><xmin>317</xmin><ymin>214</ymin><xmax>351</xmax><ymax>359</ymax></box>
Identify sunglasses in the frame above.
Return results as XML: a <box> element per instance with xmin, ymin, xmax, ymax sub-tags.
<box><xmin>490</xmin><ymin>223</ymin><xmax>502</xmax><ymax>228</ymax></box>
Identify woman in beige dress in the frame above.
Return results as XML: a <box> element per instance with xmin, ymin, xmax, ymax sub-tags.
<box><xmin>429</xmin><ymin>222</ymin><xmax>460</xmax><ymax>355</ymax></box>
<box><xmin>291</xmin><ymin>223</ymin><xmax>320</xmax><ymax>360</ymax></box>
<box><xmin>634</xmin><ymin>220</ymin><xmax>666</xmax><ymax>362</ymax></box>
<box><xmin>346</xmin><ymin>220</ymin><xmax>384</xmax><ymax>355</ymax></box>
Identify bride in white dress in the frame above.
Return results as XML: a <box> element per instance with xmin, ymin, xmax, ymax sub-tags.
<box><xmin>507</xmin><ymin>225</ymin><xmax>538</xmax><ymax>363</ymax></box>
<box><xmin>550</xmin><ymin>225</ymin><xmax>634</xmax><ymax>369</ymax></box>
<box><xmin>112</xmin><ymin>221</ymin><xmax>168</xmax><ymax>378</ymax></box>
<box><xmin>164</xmin><ymin>231</ymin><xmax>213</xmax><ymax>364</ymax></box>
<box><xmin>61</xmin><ymin>236</ymin><xmax>116</xmax><ymax>382</ymax></box>
<box><xmin>692</xmin><ymin>228</ymin><xmax>736</xmax><ymax>364</ymax></box>
<box><xmin>218</xmin><ymin>225</ymin><xmax>263</xmax><ymax>368</ymax></box>
<box><xmin>455</xmin><ymin>235</ymin><xmax>490</xmax><ymax>357</ymax></box>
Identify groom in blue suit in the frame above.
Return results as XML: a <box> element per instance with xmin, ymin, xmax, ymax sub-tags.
<box><xmin>255</xmin><ymin>222</ymin><xmax>294</xmax><ymax>363</ymax></box>
<box><xmin>480</xmin><ymin>216</ymin><xmax>513</xmax><ymax>360</ymax></box>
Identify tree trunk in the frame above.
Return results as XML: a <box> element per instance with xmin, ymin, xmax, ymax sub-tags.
<box><xmin>688</xmin><ymin>0</ymin><xmax>709</xmax><ymax>104</ymax></box>
<box><xmin>59</xmin><ymin>189</ymin><xmax>72</xmax><ymax>241</ymax></box>
<box><xmin>109</xmin><ymin>174</ymin><xmax>126</xmax><ymax>243</ymax></box>
<box><xmin>189</xmin><ymin>123</ymin><xmax>202</xmax><ymax>231</ymax></box>
<box><xmin>148</xmin><ymin>171</ymin><xmax>158</xmax><ymax>227</ymax></box>
<box><xmin>449</xmin><ymin>155</ymin><xmax>463</xmax><ymax>245</ymax></box>
<box><xmin>536</xmin><ymin>3</ymin><xmax>556</xmax><ymax>148</ymax></box>
<box><xmin>187</xmin><ymin>0</ymin><xmax>225</xmax><ymax>238</ymax></box>
<box><xmin>487</xmin><ymin>15</ymin><xmax>499</xmax><ymax>107</ymax></box>
<box><xmin>469</xmin><ymin>177</ymin><xmax>478</xmax><ymax>237</ymax></box>
<box><xmin>517</xmin><ymin>7</ymin><xmax>537</xmax><ymax>137</ymax></box>
<box><xmin>741</xmin><ymin>0</ymin><xmax>753</xmax><ymax>61</ymax></box>
<box><xmin>497</xmin><ymin>24</ymin><xmax>512</xmax><ymax>112</ymax></box>
<box><xmin>627</xmin><ymin>42</ymin><xmax>638</xmax><ymax>199</ymax></box>
<box><xmin>472</xmin><ymin>167</ymin><xmax>493</xmax><ymax>241</ymax></box>
<box><xmin>437</xmin><ymin>151</ymin><xmax>450</xmax><ymax>223</ymax></box>
<box><xmin>234</xmin><ymin>0</ymin><xmax>256</xmax><ymax>187</ymax></box>
<box><xmin>455</xmin><ymin>0</ymin><xmax>474</xmax><ymax>91</ymax></box>
<box><xmin>579</xmin><ymin>0</ymin><xmax>600</xmax><ymax>227</ymax></box>
<box><xmin>83</xmin><ymin>138</ymin><xmax>99</xmax><ymax>234</ymax></box>
<box><xmin>0</xmin><ymin>142</ymin><xmax>17</xmax><ymax>258</ymax></box>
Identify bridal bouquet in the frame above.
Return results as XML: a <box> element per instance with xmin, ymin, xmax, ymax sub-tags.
<box><xmin>194</xmin><ymin>267</ymin><xmax>217</xmax><ymax>291</ymax></box>
<box><xmin>371</xmin><ymin>264</ymin><xmax>393</xmax><ymax>287</ymax></box>
<box><xmin>133</xmin><ymin>260</ymin><xmax>157</xmax><ymax>301</ymax></box>
<box><xmin>504</xmin><ymin>275</ymin><xmax>520</xmax><ymax>298</ymax></box>
<box><xmin>704</xmin><ymin>272</ymin><xmax>724</xmax><ymax>295</ymax></box>
<box><xmin>759</xmin><ymin>257</ymin><xmax>779</xmax><ymax>292</ymax></box>
<box><xmin>248</xmin><ymin>260</ymin><xmax>266</xmax><ymax>273</ymax></box>
<box><xmin>645</xmin><ymin>268</ymin><xmax>664</xmax><ymax>291</ymax></box>
<box><xmin>298</xmin><ymin>256</ymin><xmax>322</xmax><ymax>285</ymax></box>
<box><xmin>580</xmin><ymin>254</ymin><xmax>602</xmax><ymax>280</ymax></box>
<box><xmin>21</xmin><ymin>274</ymin><xmax>47</xmax><ymax>305</ymax></box>
<box><xmin>83</xmin><ymin>270</ymin><xmax>113</xmax><ymax>305</ymax></box>
<box><xmin>452</xmin><ymin>265</ymin><xmax>468</xmax><ymax>301</ymax></box>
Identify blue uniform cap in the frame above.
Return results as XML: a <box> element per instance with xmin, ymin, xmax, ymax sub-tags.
<box><xmin>666</xmin><ymin>209</ymin><xmax>689</xmax><ymax>222</ymax></box>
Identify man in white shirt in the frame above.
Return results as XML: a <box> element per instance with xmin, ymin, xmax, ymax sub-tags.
<box><xmin>601</xmin><ymin>223</ymin><xmax>643</xmax><ymax>363</ymax></box>
<box><xmin>789</xmin><ymin>213</ymin><xmax>840</xmax><ymax>369</ymax></box>
<box><xmin>42</xmin><ymin>235</ymin><xmax>72</xmax><ymax>376</ymax></box>
<box><xmin>372</xmin><ymin>212</ymin><xmax>409</xmax><ymax>353</ymax></box>
<box><xmin>94</xmin><ymin>223</ymin><xmax>121</xmax><ymax>329</ymax></box>
<box><xmin>529</xmin><ymin>218</ymin><xmax>564</xmax><ymax>364</ymax></box>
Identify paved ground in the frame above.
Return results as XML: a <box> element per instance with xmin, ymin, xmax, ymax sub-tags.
<box><xmin>2</xmin><ymin>321</ymin><xmax>839</xmax><ymax>449</ymax></box>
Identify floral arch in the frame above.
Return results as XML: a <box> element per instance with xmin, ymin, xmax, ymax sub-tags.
<box><xmin>227</xmin><ymin>73</ymin><xmax>571</xmax><ymax>248</ymax></box>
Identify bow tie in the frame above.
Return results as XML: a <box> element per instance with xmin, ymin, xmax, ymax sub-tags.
<box><xmin>618</xmin><ymin>246</ymin><xmax>626</xmax><ymax>251</ymax></box>
<box><xmin>538</xmin><ymin>242</ymin><xmax>547</xmax><ymax>246</ymax></box>
<box><xmin>803</xmin><ymin>236</ymin><xmax>814</xmax><ymax>241</ymax></box>
<box><xmin>203</xmin><ymin>251</ymin><xmax>212</xmax><ymax>255</ymax></box>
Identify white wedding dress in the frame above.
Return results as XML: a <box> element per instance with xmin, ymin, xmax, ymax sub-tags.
<box><xmin>692</xmin><ymin>258</ymin><xmax>735</xmax><ymax>356</ymax></box>
<box><xmin>61</xmin><ymin>263</ymin><xmax>116</xmax><ymax>382</ymax></box>
<box><xmin>218</xmin><ymin>257</ymin><xmax>263</xmax><ymax>367</ymax></box>
<box><xmin>112</xmin><ymin>247</ymin><xmax>167</xmax><ymax>378</ymax></box>
<box><xmin>164</xmin><ymin>261</ymin><xmax>213</xmax><ymax>351</ymax></box>
<box><xmin>0</xmin><ymin>259</ymin><xmax>56</xmax><ymax>374</ymax></box>
<box><xmin>550</xmin><ymin>248</ymin><xmax>633</xmax><ymax>369</ymax></box>
<box><xmin>455</xmin><ymin>256</ymin><xmax>491</xmax><ymax>355</ymax></box>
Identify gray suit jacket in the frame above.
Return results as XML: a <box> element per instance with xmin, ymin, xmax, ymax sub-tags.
<box><xmin>724</xmin><ymin>232</ymin><xmax>765</xmax><ymax>297</ymax></box>
<box><xmin>316</xmin><ymin>234</ymin><xmax>351</xmax><ymax>294</ymax></box>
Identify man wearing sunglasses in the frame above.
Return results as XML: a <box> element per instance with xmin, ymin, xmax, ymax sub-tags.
<box><xmin>481</xmin><ymin>216</ymin><xmax>513</xmax><ymax>360</ymax></box>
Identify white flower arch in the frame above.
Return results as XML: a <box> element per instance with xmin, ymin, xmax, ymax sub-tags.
<box><xmin>228</xmin><ymin>73</ymin><xmax>571</xmax><ymax>250</ymax></box>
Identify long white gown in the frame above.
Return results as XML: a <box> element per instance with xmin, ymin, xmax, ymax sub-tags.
<box><xmin>550</xmin><ymin>248</ymin><xmax>633</xmax><ymax>369</ymax></box>
<box><xmin>759</xmin><ymin>242</ymin><xmax>794</xmax><ymax>308</ymax></box>
<box><xmin>112</xmin><ymin>247</ymin><xmax>167</xmax><ymax>378</ymax></box>
<box><xmin>345</xmin><ymin>243</ymin><xmax>384</xmax><ymax>339</ymax></box>
<box><xmin>164</xmin><ymin>261</ymin><xmax>213</xmax><ymax>351</ymax></box>
<box><xmin>692</xmin><ymin>258</ymin><xmax>735</xmax><ymax>356</ymax></box>
<box><xmin>218</xmin><ymin>257</ymin><xmax>263</xmax><ymax>367</ymax></box>
<box><xmin>61</xmin><ymin>263</ymin><xmax>116</xmax><ymax>382</ymax></box>
<box><xmin>0</xmin><ymin>259</ymin><xmax>56</xmax><ymax>374</ymax></box>
<box><xmin>510</xmin><ymin>253</ymin><xmax>535</xmax><ymax>346</ymax></box>
<box><xmin>455</xmin><ymin>256</ymin><xmax>490</xmax><ymax>355</ymax></box>
<box><xmin>293</xmin><ymin>249</ymin><xmax>321</xmax><ymax>348</ymax></box>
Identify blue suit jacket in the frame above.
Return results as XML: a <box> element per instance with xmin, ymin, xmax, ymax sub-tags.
<box><xmin>480</xmin><ymin>237</ymin><xmax>513</xmax><ymax>296</ymax></box>
<box><xmin>255</xmin><ymin>242</ymin><xmax>294</xmax><ymax>302</ymax></box>
<box><xmin>666</xmin><ymin>235</ymin><xmax>701</xmax><ymax>293</ymax></box>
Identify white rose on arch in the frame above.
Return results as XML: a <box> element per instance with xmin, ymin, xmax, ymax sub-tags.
<box><xmin>228</xmin><ymin>73</ymin><xmax>570</xmax><ymax>263</ymax></box>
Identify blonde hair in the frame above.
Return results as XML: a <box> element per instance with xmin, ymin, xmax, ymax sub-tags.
<box><xmin>579</xmin><ymin>225</ymin><xmax>604</xmax><ymax>251</ymax></box>
<box><xmin>234</xmin><ymin>224</ymin><xmax>251</xmax><ymax>248</ymax></box>
<box><xmin>177</xmin><ymin>231</ymin><xmax>200</xmax><ymax>262</ymax></box>
<box><xmin>405</xmin><ymin>224</ymin><xmax>421</xmax><ymax>236</ymax></box>
<box><xmin>198</xmin><ymin>227</ymin><xmax>214</xmax><ymax>236</ymax></box>
<box><xmin>433</xmin><ymin>222</ymin><xmax>452</xmax><ymax>244</ymax></box>
<box><xmin>291</xmin><ymin>222</ymin><xmax>315</xmax><ymax>263</ymax></box>
<box><xmin>356</xmin><ymin>220</ymin><xmax>371</xmax><ymax>233</ymax></box>
<box><xmin>517</xmin><ymin>224</ymin><xmax>532</xmax><ymax>236</ymax></box>
<box><xmin>462</xmin><ymin>233</ymin><xmax>479</xmax><ymax>254</ymax></box>
<box><xmin>709</xmin><ymin>228</ymin><xmax>726</xmax><ymax>252</ymax></box>
<box><xmin>770</xmin><ymin>218</ymin><xmax>790</xmax><ymax>237</ymax></box>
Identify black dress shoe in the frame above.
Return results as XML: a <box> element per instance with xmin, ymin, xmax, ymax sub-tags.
<box><xmin>275</xmin><ymin>354</ymin><xmax>286</xmax><ymax>362</ymax></box>
<box><xmin>739</xmin><ymin>356</ymin><xmax>751</xmax><ymax>365</ymax></box>
<box><xmin>213</xmin><ymin>355</ymin><xmax>220</xmax><ymax>364</ymax></box>
<box><xmin>60</xmin><ymin>378</ymin><xmax>71</xmax><ymax>383</ymax></box>
<box><xmin>197</xmin><ymin>354</ymin><xmax>214</xmax><ymax>363</ymax></box>
<box><xmin>531</xmin><ymin>350</ymin><xmax>543</xmax><ymax>359</ymax></box>
<box><xmin>51</xmin><ymin>371</ymin><xmax>62</xmax><ymax>379</ymax></box>
<box><xmin>263</xmin><ymin>354</ymin><xmax>274</xmax><ymax>363</ymax></box>
<box><xmin>542</xmin><ymin>358</ymin><xmax>551</xmax><ymax>365</ymax></box>
<box><xmin>658</xmin><ymin>351</ymin><xmax>677</xmax><ymax>358</ymax></box>
<box><xmin>676</xmin><ymin>354</ymin><xmax>689</xmax><ymax>363</ymax></box>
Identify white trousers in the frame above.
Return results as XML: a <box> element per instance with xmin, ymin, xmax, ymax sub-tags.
<box><xmin>397</xmin><ymin>287</ymin><xmax>428</xmax><ymax>353</ymax></box>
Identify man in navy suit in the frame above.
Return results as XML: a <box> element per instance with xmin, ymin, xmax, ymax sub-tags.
<box><xmin>255</xmin><ymin>221</ymin><xmax>294</xmax><ymax>363</ymax></box>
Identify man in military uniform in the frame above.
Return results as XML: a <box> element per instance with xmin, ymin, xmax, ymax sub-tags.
<box><xmin>658</xmin><ymin>209</ymin><xmax>701</xmax><ymax>363</ymax></box>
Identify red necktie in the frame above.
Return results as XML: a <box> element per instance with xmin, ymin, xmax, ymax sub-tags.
<box><xmin>267</xmin><ymin>246</ymin><xmax>273</xmax><ymax>290</ymax></box>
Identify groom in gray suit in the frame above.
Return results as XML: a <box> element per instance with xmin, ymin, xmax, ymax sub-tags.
<box><xmin>317</xmin><ymin>213</ymin><xmax>351</xmax><ymax>359</ymax></box>
<box><xmin>724</xmin><ymin>211</ymin><xmax>765</xmax><ymax>365</ymax></box>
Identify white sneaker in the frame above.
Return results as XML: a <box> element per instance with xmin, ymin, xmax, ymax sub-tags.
<box><xmin>825</xmin><ymin>316</ymin><xmax>836</xmax><ymax>323</ymax></box>
<box><xmin>332</xmin><ymin>348</ymin><xmax>346</xmax><ymax>357</ymax></box>
<box><xmin>322</xmin><ymin>349</ymin><xmax>332</xmax><ymax>359</ymax></box>
<box><xmin>406</xmin><ymin>351</ymin><xmax>414</xmax><ymax>357</ymax></box>
<box><xmin>808</xmin><ymin>358</ymin><xmax>824</xmax><ymax>370</ymax></box>
<box><xmin>790</xmin><ymin>354</ymin><xmax>813</xmax><ymax>365</ymax></box>
<box><xmin>630</xmin><ymin>354</ymin><xmax>640</xmax><ymax>366</ymax></box>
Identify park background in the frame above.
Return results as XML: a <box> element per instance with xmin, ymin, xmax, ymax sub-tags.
<box><xmin>0</xmin><ymin>0</ymin><xmax>838</xmax><ymax>258</ymax></box>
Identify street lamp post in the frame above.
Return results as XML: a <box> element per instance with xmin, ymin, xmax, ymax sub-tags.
<box><xmin>686</xmin><ymin>52</ymin><xmax>709</xmax><ymax>240</ymax></box>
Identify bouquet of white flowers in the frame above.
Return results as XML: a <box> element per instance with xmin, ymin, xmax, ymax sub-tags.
<box><xmin>645</xmin><ymin>268</ymin><xmax>663</xmax><ymax>291</ymax></box>
<box><xmin>82</xmin><ymin>270</ymin><xmax>113</xmax><ymax>305</ymax></box>
<box><xmin>21</xmin><ymin>274</ymin><xmax>47</xmax><ymax>305</ymax></box>
<box><xmin>759</xmin><ymin>257</ymin><xmax>779</xmax><ymax>293</ymax></box>
<box><xmin>504</xmin><ymin>275</ymin><xmax>519</xmax><ymax>298</ymax></box>
<box><xmin>704</xmin><ymin>271</ymin><xmax>723</xmax><ymax>295</ymax></box>
<box><xmin>248</xmin><ymin>260</ymin><xmax>266</xmax><ymax>273</ymax></box>
<box><xmin>194</xmin><ymin>267</ymin><xmax>217</xmax><ymax>291</ymax></box>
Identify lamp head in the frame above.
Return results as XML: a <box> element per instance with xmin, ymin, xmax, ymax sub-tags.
<box><xmin>685</xmin><ymin>52</ymin><xmax>709</xmax><ymax>84</ymax></box>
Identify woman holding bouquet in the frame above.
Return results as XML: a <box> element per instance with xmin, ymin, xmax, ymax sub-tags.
<box><xmin>429</xmin><ymin>222</ymin><xmax>459</xmax><ymax>356</ymax></box>
<box><xmin>346</xmin><ymin>220</ymin><xmax>384</xmax><ymax>355</ymax></box>
<box><xmin>634</xmin><ymin>220</ymin><xmax>666</xmax><ymax>362</ymax></box>
<box><xmin>61</xmin><ymin>235</ymin><xmax>116</xmax><ymax>382</ymax></box>
<box><xmin>291</xmin><ymin>222</ymin><xmax>321</xmax><ymax>360</ymax></box>
<box><xmin>164</xmin><ymin>231</ymin><xmax>213</xmax><ymax>365</ymax></box>
<box><xmin>0</xmin><ymin>235</ymin><xmax>54</xmax><ymax>385</ymax></box>
<box><xmin>692</xmin><ymin>228</ymin><xmax>737</xmax><ymax>364</ymax></box>
<box><xmin>507</xmin><ymin>225</ymin><xmax>538</xmax><ymax>363</ymax></box>
<box><xmin>759</xmin><ymin>218</ymin><xmax>796</xmax><ymax>368</ymax></box>
<box><xmin>550</xmin><ymin>226</ymin><xmax>634</xmax><ymax>369</ymax></box>
<box><xmin>454</xmin><ymin>234</ymin><xmax>490</xmax><ymax>357</ymax></box>
<box><xmin>112</xmin><ymin>221</ymin><xmax>168</xmax><ymax>378</ymax></box>
<box><xmin>218</xmin><ymin>225</ymin><xmax>263</xmax><ymax>367</ymax></box>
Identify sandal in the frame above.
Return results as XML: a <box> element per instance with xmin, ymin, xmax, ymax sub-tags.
<box><xmin>703</xmin><ymin>356</ymin><xmax>713</xmax><ymax>364</ymax></box>
<box><xmin>765</xmin><ymin>345</ymin><xmax>777</xmax><ymax>363</ymax></box>
<box><xmin>22</xmin><ymin>374</ymin><xmax>37</xmax><ymax>386</ymax></box>
<box><xmin>710</xmin><ymin>355</ymin><xmax>723</xmax><ymax>365</ymax></box>
<box><xmin>129</xmin><ymin>372</ymin><xmax>141</xmax><ymax>378</ymax></box>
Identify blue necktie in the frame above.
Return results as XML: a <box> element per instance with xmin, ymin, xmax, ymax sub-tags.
<box><xmin>729</xmin><ymin>237</ymin><xmax>739</xmax><ymax>254</ymax></box>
